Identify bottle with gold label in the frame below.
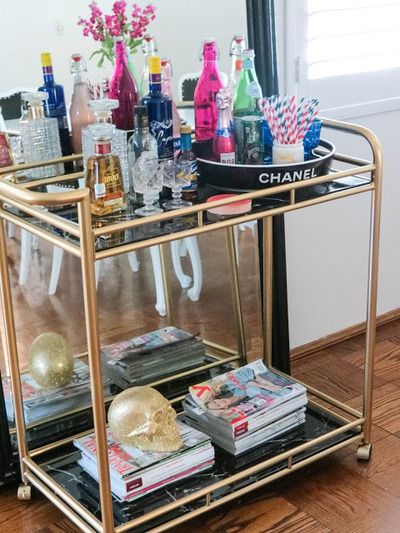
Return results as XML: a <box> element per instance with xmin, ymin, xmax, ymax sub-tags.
<box><xmin>86</xmin><ymin>122</ymin><xmax>126</xmax><ymax>217</ymax></box>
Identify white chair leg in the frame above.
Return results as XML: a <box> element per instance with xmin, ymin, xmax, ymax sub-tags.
<box><xmin>48</xmin><ymin>246</ymin><xmax>64</xmax><ymax>295</ymax></box>
<box><xmin>186</xmin><ymin>237</ymin><xmax>202</xmax><ymax>302</ymax></box>
<box><xmin>7</xmin><ymin>223</ymin><xmax>15</xmax><ymax>239</ymax></box>
<box><xmin>32</xmin><ymin>235</ymin><xmax>39</xmax><ymax>250</ymax></box>
<box><xmin>179</xmin><ymin>240</ymin><xmax>188</xmax><ymax>257</ymax></box>
<box><xmin>150</xmin><ymin>246</ymin><xmax>166</xmax><ymax>317</ymax></box>
<box><xmin>128</xmin><ymin>252</ymin><xmax>139</xmax><ymax>273</ymax></box>
<box><xmin>19</xmin><ymin>230</ymin><xmax>31</xmax><ymax>286</ymax></box>
<box><xmin>171</xmin><ymin>240</ymin><xmax>191</xmax><ymax>288</ymax></box>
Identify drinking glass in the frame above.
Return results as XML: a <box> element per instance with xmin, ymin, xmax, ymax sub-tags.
<box><xmin>132</xmin><ymin>152</ymin><xmax>163</xmax><ymax>216</ymax></box>
<box><xmin>162</xmin><ymin>159</ymin><xmax>193</xmax><ymax>210</ymax></box>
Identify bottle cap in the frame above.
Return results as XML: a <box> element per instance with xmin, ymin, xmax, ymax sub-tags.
<box><xmin>180</xmin><ymin>125</ymin><xmax>192</xmax><ymax>135</ymax></box>
<box><xmin>41</xmin><ymin>52</ymin><xmax>52</xmax><ymax>67</ymax></box>
<box><xmin>148</xmin><ymin>55</ymin><xmax>161</xmax><ymax>75</ymax></box>
<box><xmin>134</xmin><ymin>105</ymin><xmax>148</xmax><ymax>118</ymax></box>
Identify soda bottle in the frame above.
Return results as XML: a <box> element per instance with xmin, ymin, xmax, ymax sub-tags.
<box><xmin>213</xmin><ymin>88</ymin><xmax>236</xmax><ymax>164</ymax></box>
<box><xmin>229</xmin><ymin>35</ymin><xmax>246</xmax><ymax>90</ymax></box>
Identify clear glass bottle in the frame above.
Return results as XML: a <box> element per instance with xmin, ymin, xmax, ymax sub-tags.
<box><xmin>140</xmin><ymin>34</ymin><xmax>158</xmax><ymax>98</ymax></box>
<box><xmin>69</xmin><ymin>54</ymin><xmax>95</xmax><ymax>154</ymax></box>
<box><xmin>233</xmin><ymin>49</ymin><xmax>263</xmax><ymax>164</ymax></box>
<box><xmin>142</xmin><ymin>56</ymin><xmax>174</xmax><ymax>161</ymax></box>
<box><xmin>194</xmin><ymin>38</ymin><xmax>224</xmax><ymax>142</ymax></box>
<box><xmin>213</xmin><ymin>88</ymin><xmax>236</xmax><ymax>164</ymax></box>
<box><xmin>128</xmin><ymin>105</ymin><xmax>158</xmax><ymax>202</ymax></box>
<box><xmin>109</xmin><ymin>38</ymin><xmax>139</xmax><ymax>131</ymax></box>
<box><xmin>229</xmin><ymin>35</ymin><xmax>246</xmax><ymax>90</ymax></box>
<box><xmin>38</xmin><ymin>52</ymin><xmax>72</xmax><ymax>157</ymax></box>
<box><xmin>161</xmin><ymin>57</ymin><xmax>181</xmax><ymax>154</ymax></box>
<box><xmin>86</xmin><ymin>122</ymin><xmax>126</xmax><ymax>216</ymax></box>
<box><xmin>20</xmin><ymin>92</ymin><xmax>64</xmax><ymax>179</ymax></box>
<box><xmin>82</xmin><ymin>99</ymin><xmax>129</xmax><ymax>192</ymax></box>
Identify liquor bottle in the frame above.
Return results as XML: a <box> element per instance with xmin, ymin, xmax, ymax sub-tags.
<box><xmin>38</xmin><ymin>52</ymin><xmax>72</xmax><ymax>156</ymax></box>
<box><xmin>82</xmin><ymin>99</ymin><xmax>129</xmax><ymax>192</ymax></box>
<box><xmin>20</xmin><ymin>92</ymin><xmax>64</xmax><ymax>179</ymax></box>
<box><xmin>229</xmin><ymin>35</ymin><xmax>246</xmax><ymax>90</ymax></box>
<box><xmin>109</xmin><ymin>37</ymin><xmax>139</xmax><ymax>131</ymax></box>
<box><xmin>194</xmin><ymin>38</ymin><xmax>224</xmax><ymax>142</ymax></box>
<box><xmin>213</xmin><ymin>89</ymin><xmax>236</xmax><ymax>164</ymax></box>
<box><xmin>142</xmin><ymin>56</ymin><xmax>173</xmax><ymax>161</ymax></box>
<box><xmin>233</xmin><ymin>49</ymin><xmax>263</xmax><ymax>164</ymax></box>
<box><xmin>86</xmin><ymin>122</ymin><xmax>126</xmax><ymax>216</ymax></box>
<box><xmin>127</xmin><ymin>105</ymin><xmax>158</xmax><ymax>201</ymax></box>
<box><xmin>180</xmin><ymin>125</ymin><xmax>198</xmax><ymax>202</ymax></box>
<box><xmin>69</xmin><ymin>54</ymin><xmax>95</xmax><ymax>154</ymax></box>
<box><xmin>161</xmin><ymin>58</ymin><xmax>181</xmax><ymax>153</ymax></box>
<box><xmin>140</xmin><ymin>34</ymin><xmax>158</xmax><ymax>98</ymax></box>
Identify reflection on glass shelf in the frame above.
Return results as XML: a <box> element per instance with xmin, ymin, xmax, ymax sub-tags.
<box><xmin>41</xmin><ymin>405</ymin><xmax>360</xmax><ymax>531</ymax></box>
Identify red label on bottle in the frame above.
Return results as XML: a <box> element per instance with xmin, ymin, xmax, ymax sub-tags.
<box><xmin>95</xmin><ymin>143</ymin><xmax>111</xmax><ymax>155</ymax></box>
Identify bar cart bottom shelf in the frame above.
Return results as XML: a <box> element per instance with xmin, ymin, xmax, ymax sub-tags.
<box><xmin>39</xmin><ymin>404</ymin><xmax>361</xmax><ymax>531</ymax></box>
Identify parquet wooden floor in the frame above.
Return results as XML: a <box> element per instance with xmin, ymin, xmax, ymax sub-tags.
<box><xmin>1</xmin><ymin>230</ymin><xmax>400</xmax><ymax>532</ymax></box>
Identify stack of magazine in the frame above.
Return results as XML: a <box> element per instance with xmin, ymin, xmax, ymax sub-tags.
<box><xmin>101</xmin><ymin>327</ymin><xmax>206</xmax><ymax>389</ymax></box>
<box><xmin>74</xmin><ymin>421</ymin><xmax>214</xmax><ymax>502</ymax></box>
<box><xmin>2</xmin><ymin>359</ymin><xmax>111</xmax><ymax>425</ymax></box>
<box><xmin>183</xmin><ymin>360</ymin><xmax>308</xmax><ymax>455</ymax></box>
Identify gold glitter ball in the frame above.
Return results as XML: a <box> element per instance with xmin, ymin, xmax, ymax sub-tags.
<box><xmin>108</xmin><ymin>387</ymin><xmax>183</xmax><ymax>452</ymax></box>
<box><xmin>28</xmin><ymin>332</ymin><xmax>74</xmax><ymax>389</ymax></box>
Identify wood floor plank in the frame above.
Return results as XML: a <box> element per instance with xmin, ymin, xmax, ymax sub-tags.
<box><xmin>342</xmin><ymin>338</ymin><xmax>400</xmax><ymax>382</ymax></box>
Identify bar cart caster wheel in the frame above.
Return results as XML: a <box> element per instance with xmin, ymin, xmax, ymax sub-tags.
<box><xmin>357</xmin><ymin>443</ymin><xmax>372</xmax><ymax>461</ymax></box>
<box><xmin>17</xmin><ymin>484</ymin><xmax>32</xmax><ymax>500</ymax></box>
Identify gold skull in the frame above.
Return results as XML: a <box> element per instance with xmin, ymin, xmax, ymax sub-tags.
<box><xmin>108</xmin><ymin>387</ymin><xmax>183</xmax><ymax>452</ymax></box>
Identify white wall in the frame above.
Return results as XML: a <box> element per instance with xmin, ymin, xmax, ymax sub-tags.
<box><xmin>0</xmin><ymin>0</ymin><xmax>247</xmax><ymax>101</ymax></box>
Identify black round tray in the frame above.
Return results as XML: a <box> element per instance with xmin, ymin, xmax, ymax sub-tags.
<box><xmin>196</xmin><ymin>139</ymin><xmax>335</xmax><ymax>193</ymax></box>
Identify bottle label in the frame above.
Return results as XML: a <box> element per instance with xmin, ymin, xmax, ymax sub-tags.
<box><xmin>94</xmin><ymin>183</ymin><xmax>106</xmax><ymax>198</ymax></box>
<box><xmin>181</xmin><ymin>161</ymin><xmax>198</xmax><ymax>192</ymax></box>
<box><xmin>246</xmin><ymin>81</ymin><xmax>262</xmax><ymax>99</ymax></box>
<box><xmin>149</xmin><ymin>118</ymin><xmax>174</xmax><ymax>160</ymax></box>
<box><xmin>220</xmin><ymin>152</ymin><xmax>236</xmax><ymax>164</ymax></box>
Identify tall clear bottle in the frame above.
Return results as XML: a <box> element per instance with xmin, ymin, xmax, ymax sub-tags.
<box><xmin>69</xmin><ymin>54</ymin><xmax>95</xmax><ymax>155</ymax></box>
<box><xmin>194</xmin><ymin>38</ymin><xmax>224</xmax><ymax>142</ymax></box>
<box><xmin>140</xmin><ymin>34</ymin><xmax>158</xmax><ymax>98</ymax></box>
<box><xmin>38</xmin><ymin>52</ymin><xmax>72</xmax><ymax>157</ymax></box>
<box><xmin>213</xmin><ymin>88</ymin><xmax>236</xmax><ymax>164</ymax></box>
<box><xmin>127</xmin><ymin>105</ymin><xmax>158</xmax><ymax>202</ymax></box>
<box><xmin>161</xmin><ymin>58</ymin><xmax>181</xmax><ymax>154</ymax></box>
<box><xmin>229</xmin><ymin>35</ymin><xmax>246</xmax><ymax>90</ymax></box>
<box><xmin>142</xmin><ymin>55</ymin><xmax>173</xmax><ymax>161</ymax></box>
<box><xmin>109</xmin><ymin>37</ymin><xmax>139</xmax><ymax>131</ymax></box>
<box><xmin>233</xmin><ymin>49</ymin><xmax>263</xmax><ymax>164</ymax></box>
<box><xmin>86</xmin><ymin>122</ymin><xmax>126</xmax><ymax>216</ymax></box>
<box><xmin>82</xmin><ymin>99</ymin><xmax>129</xmax><ymax>192</ymax></box>
<box><xmin>20</xmin><ymin>92</ymin><xmax>64</xmax><ymax>179</ymax></box>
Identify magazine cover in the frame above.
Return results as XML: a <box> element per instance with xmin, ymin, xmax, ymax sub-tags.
<box><xmin>74</xmin><ymin>420</ymin><xmax>211</xmax><ymax>479</ymax></box>
<box><xmin>188</xmin><ymin>360</ymin><xmax>306</xmax><ymax>424</ymax></box>
<box><xmin>101</xmin><ymin>327</ymin><xmax>197</xmax><ymax>363</ymax></box>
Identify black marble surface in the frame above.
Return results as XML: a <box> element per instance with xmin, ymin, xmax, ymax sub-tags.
<box><xmin>40</xmin><ymin>404</ymin><xmax>359</xmax><ymax>531</ymax></box>
<box><xmin>7</xmin><ymin>174</ymin><xmax>371</xmax><ymax>254</ymax></box>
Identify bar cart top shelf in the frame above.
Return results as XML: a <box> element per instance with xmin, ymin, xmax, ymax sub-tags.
<box><xmin>0</xmin><ymin>117</ymin><xmax>382</xmax><ymax>533</ymax></box>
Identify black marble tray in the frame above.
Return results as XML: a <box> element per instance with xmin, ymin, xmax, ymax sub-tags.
<box><xmin>40</xmin><ymin>404</ymin><xmax>360</xmax><ymax>531</ymax></box>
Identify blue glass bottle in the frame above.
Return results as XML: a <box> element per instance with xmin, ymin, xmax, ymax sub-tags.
<box><xmin>38</xmin><ymin>52</ymin><xmax>72</xmax><ymax>156</ymax></box>
<box><xmin>141</xmin><ymin>55</ymin><xmax>173</xmax><ymax>161</ymax></box>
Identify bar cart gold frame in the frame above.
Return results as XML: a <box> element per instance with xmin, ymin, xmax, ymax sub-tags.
<box><xmin>0</xmin><ymin>118</ymin><xmax>382</xmax><ymax>532</ymax></box>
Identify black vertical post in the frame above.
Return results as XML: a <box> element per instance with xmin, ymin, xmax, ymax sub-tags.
<box><xmin>246</xmin><ymin>0</ymin><xmax>291</xmax><ymax>373</ymax></box>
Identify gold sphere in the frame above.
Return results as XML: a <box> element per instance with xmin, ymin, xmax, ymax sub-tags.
<box><xmin>28</xmin><ymin>332</ymin><xmax>74</xmax><ymax>389</ymax></box>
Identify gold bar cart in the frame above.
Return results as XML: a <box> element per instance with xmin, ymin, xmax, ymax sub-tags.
<box><xmin>0</xmin><ymin>117</ymin><xmax>382</xmax><ymax>532</ymax></box>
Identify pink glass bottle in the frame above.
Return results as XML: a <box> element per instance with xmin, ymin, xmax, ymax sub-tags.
<box><xmin>194</xmin><ymin>38</ymin><xmax>224</xmax><ymax>142</ymax></box>
<box><xmin>213</xmin><ymin>88</ymin><xmax>236</xmax><ymax>163</ymax></box>
<box><xmin>161</xmin><ymin>57</ymin><xmax>181</xmax><ymax>152</ymax></box>
<box><xmin>109</xmin><ymin>38</ymin><xmax>139</xmax><ymax>130</ymax></box>
<box><xmin>69</xmin><ymin>54</ymin><xmax>95</xmax><ymax>154</ymax></box>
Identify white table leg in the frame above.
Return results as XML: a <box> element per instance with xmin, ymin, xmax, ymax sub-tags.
<box><xmin>171</xmin><ymin>240</ymin><xmax>191</xmax><ymax>288</ymax></box>
<box><xmin>186</xmin><ymin>237</ymin><xmax>202</xmax><ymax>302</ymax></box>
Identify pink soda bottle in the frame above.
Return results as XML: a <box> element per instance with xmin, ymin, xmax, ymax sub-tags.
<box><xmin>109</xmin><ymin>37</ymin><xmax>139</xmax><ymax>130</ymax></box>
<box><xmin>213</xmin><ymin>88</ymin><xmax>236</xmax><ymax>164</ymax></box>
<box><xmin>69</xmin><ymin>54</ymin><xmax>95</xmax><ymax>154</ymax></box>
<box><xmin>194</xmin><ymin>38</ymin><xmax>224</xmax><ymax>142</ymax></box>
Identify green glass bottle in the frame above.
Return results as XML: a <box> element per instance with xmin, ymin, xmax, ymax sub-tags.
<box><xmin>233</xmin><ymin>49</ymin><xmax>263</xmax><ymax>164</ymax></box>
